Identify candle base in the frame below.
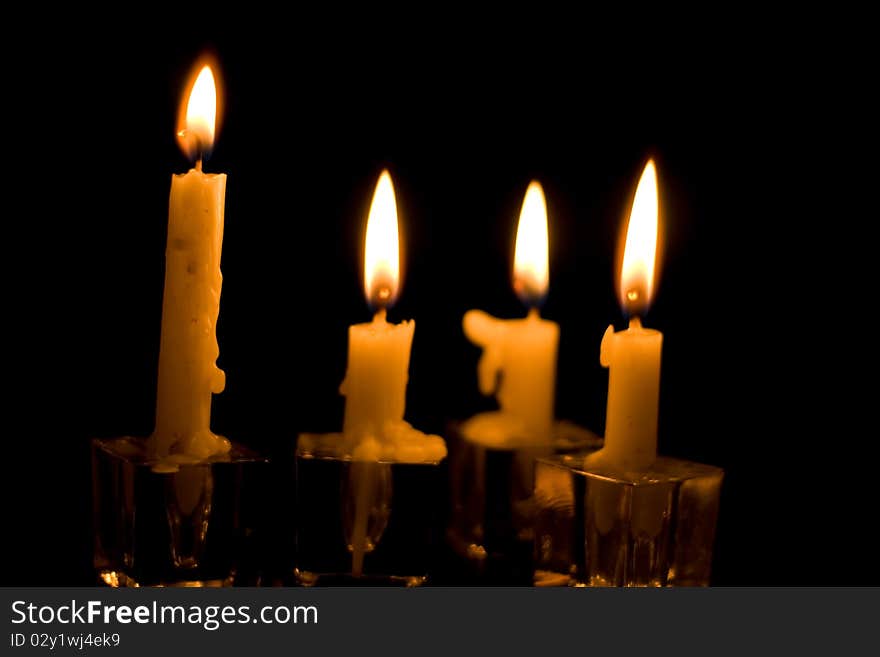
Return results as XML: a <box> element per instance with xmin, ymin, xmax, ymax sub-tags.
<box><xmin>446</xmin><ymin>414</ymin><xmax>603</xmax><ymax>584</ymax></box>
<box><xmin>91</xmin><ymin>437</ymin><xmax>267</xmax><ymax>587</ymax></box>
<box><xmin>293</xmin><ymin>433</ymin><xmax>446</xmax><ymax>586</ymax></box>
<box><xmin>533</xmin><ymin>454</ymin><xmax>723</xmax><ymax>587</ymax></box>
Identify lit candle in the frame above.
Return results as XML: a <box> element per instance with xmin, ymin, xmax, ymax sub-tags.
<box><xmin>337</xmin><ymin>170</ymin><xmax>446</xmax><ymax>577</ymax></box>
<box><xmin>151</xmin><ymin>59</ymin><xmax>230</xmax><ymax>460</ymax></box>
<box><xmin>339</xmin><ymin>170</ymin><xmax>415</xmax><ymax>442</ymax></box>
<box><xmin>463</xmin><ymin>181</ymin><xmax>559</xmax><ymax>444</ymax></box>
<box><xmin>595</xmin><ymin>159</ymin><xmax>662</xmax><ymax>470</ymax></box>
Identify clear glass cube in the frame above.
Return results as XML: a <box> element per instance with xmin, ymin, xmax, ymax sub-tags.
<box><xmin>533</xmin><ymin>453</ymin><xmax>723</xmax><ymax>587</ymax></box>
<box><xmin>447</xmin><ymin>416</ymin><xmax>602</xmax><ymax>583</ymax></box>
<box><xmin>91</xmin><ymin>437</ymin><xmax>267</xmax><ymax>587</ymax></box>
<box><xmin>294</xmin><ymin>433</ymin><xmax>446</xmax><ymax>586</ymax></box>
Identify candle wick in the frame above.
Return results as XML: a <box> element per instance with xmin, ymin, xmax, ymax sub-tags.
<box><xmin>374</xmin><ymin>308</ymin><xmax>387</xmax><ymax>323</ymax></box>
<box><xmin>195</xmin><ymin>159</ymin><xmax>203</xmax><ymax>172</ymax></box>
<box><xmin>527</xmin><ymin>306</ymin><xmax>540</xmax><ymax>320</ymax></box>
<box><xmin>629</xmin><ymin>316</ymin><xmax>643</xmax><ymax>330</ymax></box>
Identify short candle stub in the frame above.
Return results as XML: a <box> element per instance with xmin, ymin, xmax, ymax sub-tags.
<box><xmin>597</xmin><ymin>316</ymin><xmax>662</xmax><ymax>472</ymax></box>
<box><xmin>462</xmin><ymin>307</ymin><xmax>559</xmax><ymax>443</ymax></box>
<box><xmin>595</xmin><ymin>158</ymin><xmax>662</xmax><ymax>471</ymax></box>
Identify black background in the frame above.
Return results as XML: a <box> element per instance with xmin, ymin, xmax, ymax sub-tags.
<box><xmin>4</xmin><ymin>13</ymin><xmax>873</xmax><ymax>585</ymax></box>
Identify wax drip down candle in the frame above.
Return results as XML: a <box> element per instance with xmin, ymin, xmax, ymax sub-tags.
<box><xmin>91</xmin><ymin>58</ymin><xmax>267</xmax><ymax>588</ymax></box>
<box><xmin>532</xmin><ymin>159</ymin><xmax>723</xmax><ymax>587</ymax></box>
<box><xmin>294</xmin><ymin>171</ymin><xmax>446</xmax><ymax>586</ymax></box>
<box><xmin>449</xmin><ymin>182</ymin><xmax>600</xmax><ymax>583</ymax></box>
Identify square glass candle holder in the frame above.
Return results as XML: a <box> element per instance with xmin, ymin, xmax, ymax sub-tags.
<box><xmin>446</xmin><ymin>417</ymin><xmax>603</xmax><ymax>583</ymax></box>
<box><xmin>92</xmin><ymin>437</ymin><xmax>268</xmax><ymax>587</ymax></box>
<box><xmin>533</xmin><ymin>453</ymin><xmax>723</xmax><ymax>587</ymax></box>
<box><xmin>294</xmin><ymin>433</ymin><xmax>446</xmax><ymax>587</ymax></box>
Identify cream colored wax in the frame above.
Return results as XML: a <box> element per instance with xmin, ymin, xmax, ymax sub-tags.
<box><xmin>599</xmin><ymin>318</ymin><xmax>662</xmax><ymax>470</ymax></box>
<box><xmin>340</xmin><ymin>310</ymin><xmax>415</xmax><ymax>440</ymax></box>
<box><xmin>152</xmin><ymin>167</ymin><xmax>229</xmax><ymax>460</ymax></box>
<box><xmin>463</xmin><ymin>308</ymin><xmax>559</xmax><ymax>442</ymax></box>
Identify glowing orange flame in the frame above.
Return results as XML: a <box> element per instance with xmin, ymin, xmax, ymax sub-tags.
<box><xmin>364</xmin><ymin>170</ymin><xmax>401</xmax><ymax>310</ymax></box>
<box><xmin>513</xmin><ymin>181</ymin><xmax>549</xmax><ymax>307</ymax></box>
<box><xmin>619</xmin><ymin>160</ymin><xmax>659</xmax><ymax>316</ymax></box>
<box><xmin>176</xmin><ymin>58</ymin><xmax>221</xmax><ymax>162</ymax></box>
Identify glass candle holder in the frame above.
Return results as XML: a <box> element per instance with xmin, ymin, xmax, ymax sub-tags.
<box><xmin>446</xmin><ymin>416</ymin><xmax>602</xmax><ymax>583</ymax></box>
<box><xmin>533</xmin><ymin>453</ymin><xmax>723</xmax><ymax>587</ymax></box>
<box><xmin>294</xmin><ymin>433</ymin><xmax>446</xmax><ymax>586</ymax></box>
<box><xmin>91</xmin><ymin>437</ymin><xmax>267</xmax><ymax>587</ymax></box>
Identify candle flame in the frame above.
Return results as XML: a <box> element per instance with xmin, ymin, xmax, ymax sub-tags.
<box><xmin>364</xmin><ymin>170</ymin><xmax>401</xmax><ymax>310</ymax></box>
<box><xmin>513</xmin><ymin>181</ymin><xmax>549</xmax><ymax>307</ymax></box>
<box><xmin>176</xmin><ymin>59</ymin><xmax>220</xmax><ymax>162</ymax></box>
<box><xmin>619</xmin><ymin>160</ymin><xmax>659</xmax><ymax>316</ymax></box>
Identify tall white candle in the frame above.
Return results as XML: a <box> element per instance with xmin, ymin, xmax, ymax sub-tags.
<box><xmin>597</xmin><ymin>160</ymin><xmax>662</xmax><ymax>471</ymax></box>
<box><xmin>463</xmin><ymin>181</ymin><xmax>559</xmax><ymax>443</ymax></box>
<box><xmin>152</xmin><ymin>62</ymin><xmax>230</xmax><ymax>461</ymax></box>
